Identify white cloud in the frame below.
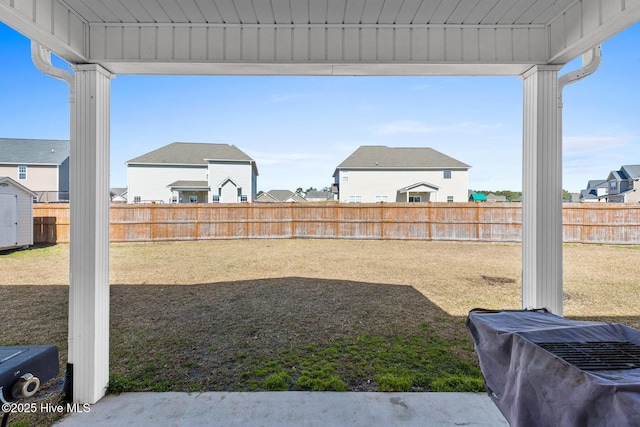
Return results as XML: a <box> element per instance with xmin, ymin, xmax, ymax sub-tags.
<box><xmin>563</xmin><ymin>135</ymin><xmax>632</xmax><ymax>152</ymax></box>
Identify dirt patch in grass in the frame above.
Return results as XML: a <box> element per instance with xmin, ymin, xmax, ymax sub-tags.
<box><xmin>1</xmin><ymin>240</ymin><xmax>639</xmax><ymax>425</ymax></box>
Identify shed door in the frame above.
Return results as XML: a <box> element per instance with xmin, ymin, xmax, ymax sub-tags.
<box><xmin>0</xmin><ymin>194</ymin><xmax>18</xmax><ymax>247</ymax></box>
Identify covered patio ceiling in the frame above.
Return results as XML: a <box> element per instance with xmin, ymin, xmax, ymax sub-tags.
<box><xmin>1</xmin><ymin>0</ymin><xmax>639</xmax><ymax>75</ymax></box>
<box><xmin>2</xmin><ymin>0</ymin><xmax>640</xmax><ymax>405</ymax></box>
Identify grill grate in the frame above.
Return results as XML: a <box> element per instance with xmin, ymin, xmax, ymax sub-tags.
<box><xmin>537</xmin><ymin>341</ymin><xmax>640</xmax><ymax>371</ymax></box>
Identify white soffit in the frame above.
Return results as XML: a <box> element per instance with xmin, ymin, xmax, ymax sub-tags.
<box><xmin>1</xmin><ymin>0</ymin><xmax>640</xmax><ymax>76</ymax></box>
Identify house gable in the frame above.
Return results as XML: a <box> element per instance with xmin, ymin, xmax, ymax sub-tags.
<box><xmin>257</xmin><ymin>189</ymin><xmax>305</xmax><ymax>202</ymax></box>
<box><xmin>398</xmin><ymin>182</ymin><xmax>440</xmax><ymax>193</ymax></box>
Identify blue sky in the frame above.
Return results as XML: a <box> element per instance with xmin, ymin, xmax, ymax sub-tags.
<box><xmin>1</xmin><ymin>22</ymin><xmax>639</xmax><ymax>193</ymax></box>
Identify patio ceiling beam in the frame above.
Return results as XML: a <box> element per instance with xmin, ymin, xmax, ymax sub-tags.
<box><xmin>86</xmin><ymin>23</ymin><xmax>549</xmax><ymax>76</ymax></box>
<box><xmin>0</xmin><ymin>0</ymin><xmax>87</xmax><ymax>63</ymax></box>
<box><xmin>549</xmin><ymin>0</ymin><xmax>640</xmax><ymax>64</ymax></box>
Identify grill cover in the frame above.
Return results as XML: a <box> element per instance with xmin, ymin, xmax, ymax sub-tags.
<box><xmin>466</xmin><ymin>309</ymin><xmax>640</xmax><ymax>427</ymax></box>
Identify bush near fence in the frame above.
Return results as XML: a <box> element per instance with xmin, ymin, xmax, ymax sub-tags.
<box><xmin>33</xmin><ymin>202</ymin><xmax>640</xmax><ymax>245</ymax></box>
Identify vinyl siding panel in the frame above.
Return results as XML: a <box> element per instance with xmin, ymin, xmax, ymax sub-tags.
<box><xmin>127</xmin><ymin>164</ymin><xmax>207</xmax><ymax>203</ymax></box>
<box><xmin>0</xmin><ymin>164</ymin><xmax>60</xmax><ymax>192</ymax></box>
<box><xmin>209</xmin><ymin>162</ymin><xmax>255</xmax><ymax>202</ymax></box>
<box><xmin>338</xmin><ymin>169</ymin><xmax>468</xmax><ymax>203</ymax></box>
<box><xmin>0</xmin><ymin>182</ymin><xmax>34</xmax><ymax>248</ymax></box>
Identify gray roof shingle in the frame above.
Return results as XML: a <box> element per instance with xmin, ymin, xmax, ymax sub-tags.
<box><xmin>0</xmin><ymin>138</ymin><xmax>70</xmax><ymax>165</ymax></box>
<box><xmin>127</xmin><ymin>142</ymin><xmax>254</xmax><ymax>165</ymax></box>
<box><xmin>335</xmin><ymin>146</ymin><xmax>470</xmax><ymax>172</ymax></box>
<box><xmin>621</xmin><ymin>165</ymin><xmax>640</xmax><ymax>179</ymax></box>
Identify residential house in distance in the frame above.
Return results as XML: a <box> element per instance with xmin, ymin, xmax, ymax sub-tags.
<box><xmin>110</xmin><ymin>187</ymin><xmax>128</xmax><ymax>203</ymax></box>
<box><xmin>486</xmin><ymin>193</ymin><xmax>508</xmax><ymax>202</ymax></box>
<box><xmin>333</xmin><ymin>146</ymin><xmax>470</xmax><ymax>203</ymax></box>
<box><xmin>305</xmin><ymin>190</ymin><xmax>334</xmax><ymax>202</ymax></box>
<box><xmin>126</xmin><ymin>142</ymin><xmax>258</xmax><ymax>203</ymax></box>
<box><xmin>579</xmin><ymin>165</ymin><xmax>640</xmax><ymax>203</ymax></box>
<box><xmin>605</xmin><ymin>165</ymin><xmax>640</xmax><ymax>203</ymax></box>
<box><xmin>579</xmin><ymin>179</ymin><xmax>608</xmax><ymax>202</ymax></box>
<box><xmin>256</xmin><ymin>190</ymin><xmax>306</xmax><ymax>203</ymax></box>
<box><xmin>0</xmin><ymin>138</ymin><xmax>69</xmax><ymax>202</ymax></box>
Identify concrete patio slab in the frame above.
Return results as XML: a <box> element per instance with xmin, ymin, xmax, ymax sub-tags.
<box><xmin>54</xmin><ymin>392</ymin><xmax>508</xmax><ymax>426</ymax></box>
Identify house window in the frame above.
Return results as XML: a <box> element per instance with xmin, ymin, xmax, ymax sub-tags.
<box><xmin>348</xmin><ymin>195</ymin><xmax>361</xmax><ymax>203</ymax></box>
<box><xmin>212</xmin><ymin>195</ymin><xmax>220</xmax><ymax>203</ymax></box>
<box><xmin>240</xmin><ymin>195</ymin><xmax>248</xmax><ymax>202</ymax></box>
<box><xmin>443</xmin><ymin>170</ymin><xmax>451</xmax><ymax>179</ymax></box>
<box><xmin>375</xmin><ymin>195</ymin><xmax>388</xmax><ymax>203</ymax></box>
<box><xmin>18</xmin><ymin>165</ymin><xmax>27</xmax><ymax>180</ymax></box>
<box><xmin>408</xmin><ymin>196</ymin><xmax>421</xmax><ymax>202</ymax></box>
<box><xmin>342</xmin><ymin>170</ymin><xmax>349</xmax><ymax>182</ymax></box>
<box><xmin>133</xmin><ymin>196</ymin><xmax>141</xmax><ymax>203</ymax></box>
<box><xmin>610</xmin><ymin>182</ymin><xmax>617</xmax><ymax>190</ymax></box>
<box><xmin>189</xmin><ymin>195</ymin><xmax>198</xmax><ymax>203</ymax></box>
<box><xmin>447</xmin><ymin>196</ymin><xmax>454</xmax><ymax>202</ymax></box>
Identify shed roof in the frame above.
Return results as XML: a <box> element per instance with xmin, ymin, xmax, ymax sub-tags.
<box><xmin>127</xmin><ymin>142</ymin><xmax>255</xmax><ymax>168</ymax></box>
<box><xmin>0</xmin><ymin>176</ymin><xmax>37</xmax><ymax>196</ymax></box>
<box><xmin>335</xmin><ymin>146</ymin><xmax>469</xmax><ymax>174</ymax></box>
<box><xmin>0</xmin><ymin>138</ymin><xmax>69</xmax><ymax>165</ymax></box>
<box><xmin>469</xmin><ymin>193</ymin><xmax>487</xmax><ymax>201</ymax></box>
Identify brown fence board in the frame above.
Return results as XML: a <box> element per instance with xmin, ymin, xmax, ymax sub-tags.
<box><xmin>33</xmin><ymin>202</ymin><xmax>640</xmax><ymax>245</ymax></box>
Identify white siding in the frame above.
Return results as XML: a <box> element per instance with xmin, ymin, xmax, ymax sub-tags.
<box><xmin>16</xmin><ymin>188</ymin><xmax>33</xmax><ymax>246</ymax></box>
<box><xmin>208</xmin><ymin>162</ymin><xmax>255</xmax><ymax>203</ymax></box>
<box><xmin>0</xmin><ymin>182</ymin><xmax>34</xmax><ymax>249</ymax></box>
<box><xmin>338</xmin><ymin>169</ymin><xmax>468</xmax><ymax>203</ymax></box>
<box><xmin>127</xmin><ymin>164</ymin><xmax>207</xmax><ymax>203</ymax></box>
<box><xmin>0</xmin><ymin>193</ymin><xmax>17</xmax><ymax>249</ymax></box>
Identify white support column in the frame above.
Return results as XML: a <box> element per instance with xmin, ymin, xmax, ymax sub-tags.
<box><xmin>68</xmin><ymin>64</ymin><xmax>114</xmax><ymax>403</ymax></box>
<box><xmin>521</xmin><ymin>65</ymin><xmax>563</xmax><ymax>315</ymax></box>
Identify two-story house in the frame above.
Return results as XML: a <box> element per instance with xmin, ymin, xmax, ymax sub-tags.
<box><xmin>0</xmin><ymin>138</ymin><xmax>70</xmax><ymax>202</ymax></box>
<box><xmin>605</xmin><ymin>165</ymin><xmax>640</xmax><ymax>203</ymax></box>
<box><xmin>333</xmin><ymin>146</ymin><xmax>470</xmax><ymax>203</ymax></box>
<box><xmin>126</xmin><ymin>142</ymin><xmax>258</xmax><ymax>203</ymax></box>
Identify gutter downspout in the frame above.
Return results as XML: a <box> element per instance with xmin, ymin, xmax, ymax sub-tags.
<box><xmin>31</xmin><ymin>41</ymin><xmax>76</xmax><ymax>402</ymax></box>
<box><xmin>31</xmin><ymin>42</ymin><xmax>74</xmax><ymax>92</ymax></box>
<box><xmin>558</xmin><ymin>46</ymin><xmax>602</xmax><ymax>106</ymax></box>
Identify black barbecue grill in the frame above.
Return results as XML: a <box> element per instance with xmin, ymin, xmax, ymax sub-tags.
<box><xmin>537</xmin><ymin>341</ymin><xmax>640</xmax><ymax>371</ymax></box>
<box><xmin>0</xmin><ymin>345</ymin><xmax>59</xmax><ymax>425</ymax></box>
<box><xmin>466</xmin><ymin>309</ymin><xmax>640</xmax><ymax>427</ymax></box>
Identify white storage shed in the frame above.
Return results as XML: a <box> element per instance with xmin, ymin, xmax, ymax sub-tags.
<box><xmin>0</xmin><ymin>176</ymin><xmax>36</xmax><ymax>251</ymax></box>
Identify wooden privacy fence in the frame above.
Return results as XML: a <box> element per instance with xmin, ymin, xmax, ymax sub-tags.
<box><xmin>33</xmin><ymin>203</ymin><xmax>640</xmax><ymax>245</ymax></box>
